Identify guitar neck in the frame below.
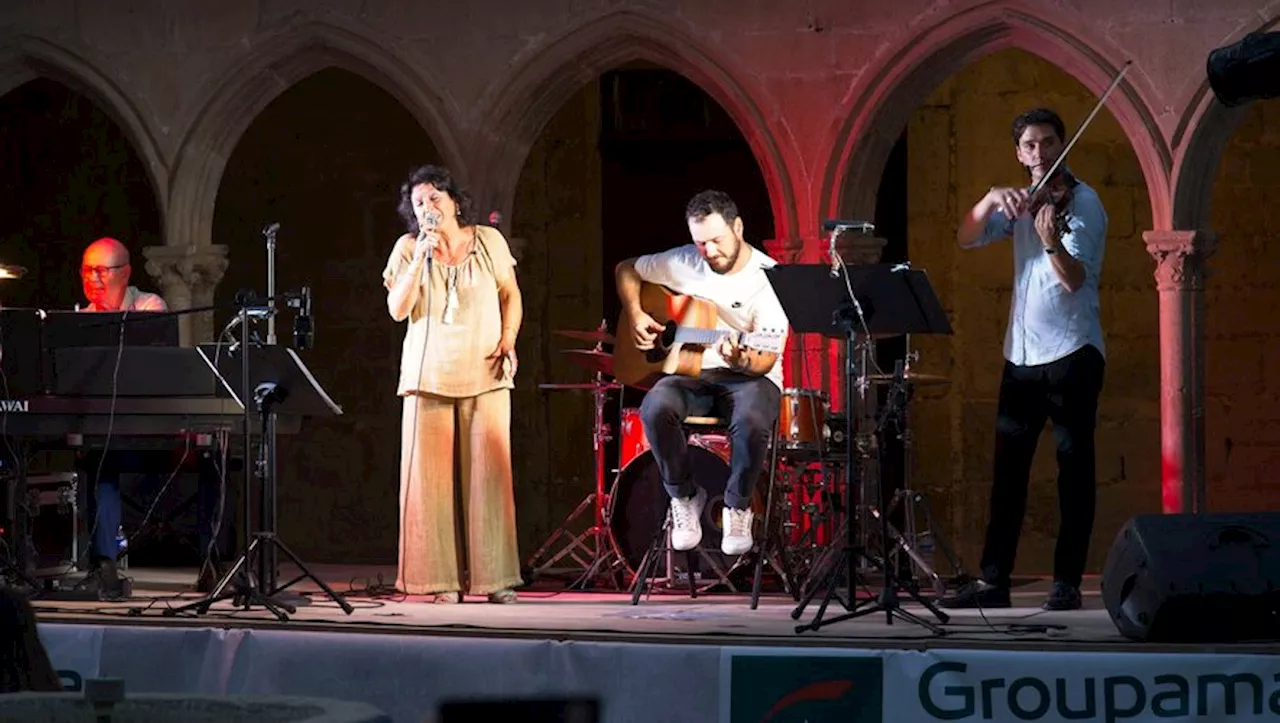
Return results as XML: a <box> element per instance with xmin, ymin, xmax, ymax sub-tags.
<box><xmin>672</xmin><ymin>327</ymin><xmax>734</xmax><ymax>346</ymax></box>
<box><xmin>673</xmin><ymin>326</ymin><xmax>780</xmax><ymax>350</ymax></box>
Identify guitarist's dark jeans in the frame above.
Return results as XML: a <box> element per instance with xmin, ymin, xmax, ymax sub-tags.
<box><xmin>639</xmin><ymin>370</ymin><xmax>780</xmax><ymax>509</ymax></box>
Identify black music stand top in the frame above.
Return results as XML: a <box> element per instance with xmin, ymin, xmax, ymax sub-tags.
<box><xmin>764</xmin><ymin>263</ymin><xmax>953</xmax><ymax>339</ymax></box>
<box><xmin>44</xmin><ymin>309</ymin><xmax>180</xmax><ymax>347</ymax></box>
<box><xmin>49</xmin><ymin>347</ymin><xmax>235</xmax><ymax>398</ymax></box>
<box><xmin>197</xmin><ymin>342</ymin><xmax>343</xmax><ymax>418</ymax></box>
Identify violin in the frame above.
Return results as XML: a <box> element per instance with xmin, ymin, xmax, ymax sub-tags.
<box><xmin>1027</xmin><ymin>165</ymin><xmax>1079</xmax><ymax>240</ymax></box>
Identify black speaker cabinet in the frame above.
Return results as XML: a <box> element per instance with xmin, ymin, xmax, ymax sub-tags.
<box><xmin>1102</xmin><ymin>512</ymin><xmax>1280</xmax><ymax>643</ymax></box>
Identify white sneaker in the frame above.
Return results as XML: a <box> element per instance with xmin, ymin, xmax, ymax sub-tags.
<box><xmin>722</xmin><ymin>507</ymin><xmax>754</xmax><ymax>555</ymax></box>
<box><xmin>669</xmin><ymin>488</ymin><xmax>706</xmax><ymax>551</ymax></box>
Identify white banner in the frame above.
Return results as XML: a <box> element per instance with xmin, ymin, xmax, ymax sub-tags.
<box><xmin>39</xmin><ymin>624</ymin><xmax>103</xmax><ymax>692</ymax></box>
<box><xmin>889</xmin><ymin>648</ymin><xmax>1280</xmax><ymax>723</ymax></box>
<box><xmin>37</xmin><ymin>623</ymin><xmax>722</xmax><ymax>723</ymax></box>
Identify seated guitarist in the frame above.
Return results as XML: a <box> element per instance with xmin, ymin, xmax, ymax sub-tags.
<box><xmin>614</xmin><ymin>190</ymin><xmax>789</xmax><ymax>557</ymax></box>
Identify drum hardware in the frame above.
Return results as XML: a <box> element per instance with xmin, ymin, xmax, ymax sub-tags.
<box><xmin>767</xmin><ymin>456</ymin><xmax>846</xmax><ymax>599</ymax></box>
<box><xmin>553</xmin><ymin>328</ymin><xmax>616</xmax><ymax>345</ymax></box>
<box><xmin>865</xmin><ymin>370</ymin><xmax>949</xmax><ymax>386</ymax></box>
<box><xmin>874</xmin><ymin>338</ymin><xmax>967</xmax><ymax>595</ymax></box>
<box><xmin>823</xmin><ymin>413</ymin><xmax>849</xmax><ymax>455</ymax></box>
<box><xmin>0</xmin><ymin>263</ymin><xmax>27</xmax><ymax>280</ymax></box>
<box><xmin>876</xmin><ymin>489</ymin><xmax>963</xmax><ymax>597</ymax></box>
<box><xmin>525</xmin><ymin>319</ymin><xmax>627</xmax><ymax>589</ymax></box>
<box><xmin>748</xmin><ymin>419</ymin><xmax>799</xmax><ymax>609</ymax></box>
<box><xmin>560</xmin><ymin>349</ymin><xmax>614</xmax><ymax>377</ymax></box>
<box><xmin>777</xmin><ymin>388</ymin><xmax>830</xmax><ymax>456</ymax></box>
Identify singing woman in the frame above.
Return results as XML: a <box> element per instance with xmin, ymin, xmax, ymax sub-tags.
<box><xmin>383</xmin><ymin>164</ymin><xmax>523</xmax><ymax>603</ymax></box>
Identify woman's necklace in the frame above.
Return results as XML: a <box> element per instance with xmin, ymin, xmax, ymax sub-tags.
<box><xmin>436</xmin><ymin>227</ymin><xmax>476</xmax><ymax>325</ymax></box>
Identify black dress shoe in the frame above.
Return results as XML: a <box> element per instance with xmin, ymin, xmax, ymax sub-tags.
<box><xmin>77</xmin><ymin>558</ymin><xmax>129</xmax><ymax>601</ymax></box>
<box><xmin>938</xmin><ymin>579</ymin><xmax>1011</xmax><ymax>609</ymax></box>
<box><xmin>1042</xmin><ymin>581</ymin><xmax>1082</xmax><ymax>611</ymax></box>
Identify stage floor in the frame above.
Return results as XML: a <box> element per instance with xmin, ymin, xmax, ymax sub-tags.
<box><xmin>24</xmin><ymin>562</ymin><xmax>1280</xmax><ymax>655</ymax></box>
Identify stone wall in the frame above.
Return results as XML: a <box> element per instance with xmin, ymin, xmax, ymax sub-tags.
<box><xmin>1206</xmin><ymin>99</ymin><xmax>1280</xmax><ymax>513</ymax></box>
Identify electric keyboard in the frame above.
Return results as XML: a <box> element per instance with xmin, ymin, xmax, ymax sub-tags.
<box><xmin>0</xmin><ymin>309</ymin><xmax>314</xmax><ymax>443</ymax></box>
<box><xmin>0</xmin><ymin>395</ymin><xmax>274</xmax><ymax>439</ymax></box>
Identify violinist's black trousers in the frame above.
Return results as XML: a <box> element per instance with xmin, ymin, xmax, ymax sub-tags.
<box><xmin>977</xmin><ymin>344</ymin><xmax>1106</xmax><ymax>590</ymax></box>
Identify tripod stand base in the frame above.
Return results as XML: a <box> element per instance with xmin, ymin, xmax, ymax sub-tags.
<box><xmin>792</xmin><ymin>544</ymin><xmax>950</xmax><ymax>635</ymax></box>
<box><xmin>164</xmin><ymin>531</ymin><xmax>352</xmax><ymax>621</ymax></box>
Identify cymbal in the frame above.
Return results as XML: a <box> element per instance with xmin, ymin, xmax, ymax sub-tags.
<box><xmin>538</xmin><ymin>382</ymin><xmax>622</xmax><ymax>391</ymax></box>
<box><xmin>0</xmin><ymin>264</ymin><xmax>28</xmax><ymax>280</ymax></box>
<box><xmin>560</xmin><ymin>349</ymin><xmax>613</xmax><ymax>376</ymax></box>
<box><xmin>866</xmin><ymin>371</ymin><xmax>950</xmax><ymax>386</ymax></box>
<box><xmin>554</xmin><ymin>329</ymin><xmax>615</xmax><ymax>344</ymax></box>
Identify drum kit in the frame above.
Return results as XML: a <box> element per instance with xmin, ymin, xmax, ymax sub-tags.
<box><xmin>526</xmin><ymin>318</ymin><xmax>966</xmax><ymax>599</ymax></box>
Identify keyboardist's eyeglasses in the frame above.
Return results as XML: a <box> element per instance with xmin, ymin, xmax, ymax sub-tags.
<box><xmin>81</xmin><ymin>264</ymin><xmax>125</xmax><ymax>278</ymax></box>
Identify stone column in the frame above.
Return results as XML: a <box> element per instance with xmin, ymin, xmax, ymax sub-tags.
<box><xmin>836</xmin><ymin>233</ymin><xmax>888</xmax><ymax>267</ymax></box>
<box><xmin>142</xmin><ymin>244</ymin><xmax>230</xmax><ymax>346</ymax></box>
<box><xmin>1143</xmin><ymin>229</ymin><xmax>1217</xmax><ymax>514</ymax></box>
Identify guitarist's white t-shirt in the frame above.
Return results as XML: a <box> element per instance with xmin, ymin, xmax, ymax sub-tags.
<box><xmin>634</xmin><ymin>243</ymin><xmax>789</xmax><ymax>391</ymax></box>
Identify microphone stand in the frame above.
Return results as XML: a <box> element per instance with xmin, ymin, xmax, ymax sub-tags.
<box><xmin>165</xmin><ymin>291</ymin><xmax>350</xmax><ymax>621</ymax></box>
<box><xmin>265</xmin><ymin>223</ymin><xmax>279</xmax><ymax>346</ymax></box>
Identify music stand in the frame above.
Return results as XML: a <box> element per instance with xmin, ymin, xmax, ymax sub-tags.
<box><xmin>164</xmin><ymin>322</ymin><xmax>350</xmax><ymax>621</ymax></box>
<box><xmin>764</xmin><ymin>263</ymin><xmax>952</xmax><ymax>634</ymax></box>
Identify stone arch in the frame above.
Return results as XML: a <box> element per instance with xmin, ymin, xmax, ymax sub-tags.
<box><xmin>167</xmin><ymin>19</ymin><xmax>465</xmax><ymax>249</ymax></box>
<box><xmin>1170</xmin><ymin>13</ymin><xmax>1280</xmax><ymax>230</ymax></box>
<box><xmin>469</xmin><ymin>9</ymin><xmax>797</xmax><ymax>241</ymax></box>
<box><xmin>0</xmin><ymin>35</ymin><xmax>168</xmax><ymax>208</ymax></box>
<box><xmin>821</xmin><ymin>3</ymin><xmax>1170</xmax><ymax>234</ymax></box>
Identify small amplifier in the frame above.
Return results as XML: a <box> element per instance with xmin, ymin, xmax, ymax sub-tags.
<box><xmin>24</xmin><ymin>472</ymin><xmax>81</xmax><ymax>573</ymax></box>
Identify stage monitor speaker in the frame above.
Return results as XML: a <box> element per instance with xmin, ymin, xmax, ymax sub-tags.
<box><xmin>1101</xmin><ymin>512</ymin><xmax>1280</xmax><ymax>643</ymax></box>
<box><xmin>1207</xmin><ymin>31</ymin><xmax>1280</xmax><ymax>107</ymax></box>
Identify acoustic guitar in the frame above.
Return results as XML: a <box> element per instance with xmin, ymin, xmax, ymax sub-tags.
<box><xmin>613</xmin><ymin>282</ymin><xmax>785</xmax><ymax>388</ymax></box>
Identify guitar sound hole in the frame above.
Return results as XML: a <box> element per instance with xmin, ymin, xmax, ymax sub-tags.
<box><xmin>658</xmin><ymin>321</ymin><xmax>678</xmax><ymax>348</ymax></box>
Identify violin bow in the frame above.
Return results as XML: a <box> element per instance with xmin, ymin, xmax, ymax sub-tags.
<box><xmin>1027</xmin><ymin>59</ymin><xmax>1135</xmax><ymax>199</ymax></box>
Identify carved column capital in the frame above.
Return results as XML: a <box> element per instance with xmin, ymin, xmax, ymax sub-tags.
<box><xmin>142</xmin><ymin>244</ymin><xmax>230</xmax><ymax>345</ymax></box>
<box><xmin>1143</xmin><ymin>230</ymin><xmax>1217</xmax><ymax>292</ymax></box>
<box><xmin>143</xmin><ymin>244</ymin><xmax>230</xmax><ymax>296</ymax></box>
<box><xmin>763</xmin><ymin>237</ymin><xmax>804</xmax><ymax>263</ymax></box>
<box><xmin>836</xmin><ymin>234</ymin><xmax>888</xmax><ymax>265</ymax></box>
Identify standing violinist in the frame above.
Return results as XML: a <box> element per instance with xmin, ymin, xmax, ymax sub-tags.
<box><xmin>941</xmin><ymin>107</ymin><xmax>1108</xmax><ymax>612</ymax></box>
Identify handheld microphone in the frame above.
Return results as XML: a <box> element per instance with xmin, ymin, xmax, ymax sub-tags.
<box><xmin>418</xmin><ymin>211</ymin><xmax>442</xmax><ymax>249</ymax></box>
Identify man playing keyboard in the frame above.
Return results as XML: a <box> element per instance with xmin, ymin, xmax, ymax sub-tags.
<box><xmin>75</xmin><ymin>237</ymin><xmax>167</xmax><ymax>598</ymax></box>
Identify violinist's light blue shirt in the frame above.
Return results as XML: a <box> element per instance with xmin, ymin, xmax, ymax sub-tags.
<box><xmin>968</xmin><ymin>181</ymin><xmax>1108</xmax><ymax>367</ymax></box>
